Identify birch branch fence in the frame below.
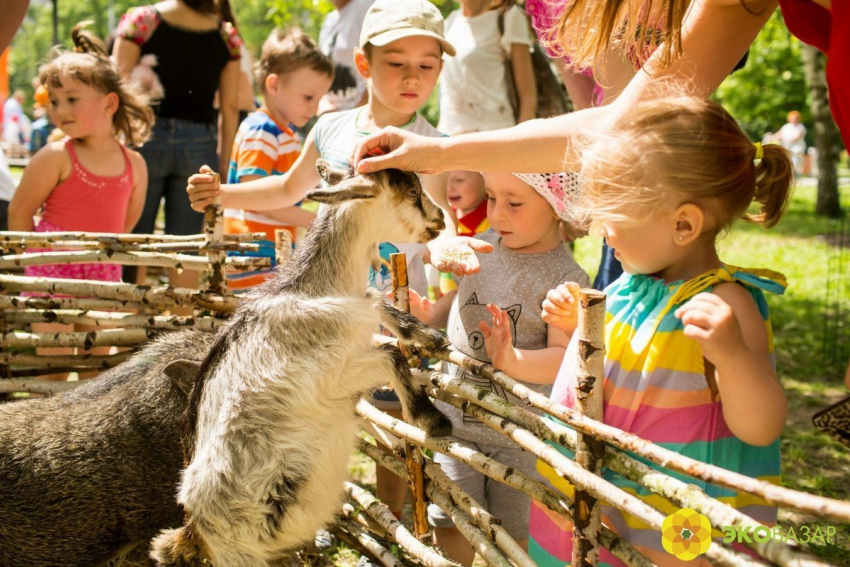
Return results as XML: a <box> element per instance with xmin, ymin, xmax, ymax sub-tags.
<box><xmin>1</xmin><ymin>226</ymin><xmax>847</xmax><ymax>567</ymax></box>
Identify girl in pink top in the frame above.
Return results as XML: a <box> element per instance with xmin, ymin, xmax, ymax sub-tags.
<box><xmin>8</xmin><ymin>23</ymin><xmax>154</xmax><ymax>380</ymax></box>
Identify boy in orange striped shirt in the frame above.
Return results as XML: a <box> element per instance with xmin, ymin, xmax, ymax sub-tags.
<box><xmin>224</xmin><ymin>28</ymin><xmax>334</xmax><ymax>290</ymax></box>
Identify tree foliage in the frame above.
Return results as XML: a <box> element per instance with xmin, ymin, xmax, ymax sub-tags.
<box><xmin>713</xmin><ymin>10</ymin><xmax>810</xmax><ymax>143</ymax></box>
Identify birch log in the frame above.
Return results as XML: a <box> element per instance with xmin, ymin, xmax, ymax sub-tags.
<box><xmin>403</xmin><ymin>337</ymin><xmax>850</xmax><ymax>523</ymax></box>
<box><xmin>0</xmin><ymin>275</ymin><xmax>238</xmax><ymax>312</ymax></box>
<box><xmin>0</xmin><ymin>250</ymin><xmax>268</xmax><ymax>272</ymax></box>
<box><xmin>2</xmin><ymin>328</ymin><xmax>156</xmax><ymax>349</ymax></box>
<box><xmin>0</xmin><ymin>230</ymin><xmax>265</xmax><ymax>244</ymax></box>
<box><xmin>413</xmin><ymin>370</ymin><xmax>827</xmax><ymax>567</ymax></box>
<box><xmin>0</xmin><ymin>351</ymin><xmax>133</xmax><ymax>368</ymax></box>
<box><xmin>345</xmin><ymin>481</ymin><xmax>458</xmax><ymax>567</ymax></box>
<box><xmin>573</xmin><ymin>289</ymin><xmax>606</xmax><ymax>567</ymax></box>
<box><xmin>3</xmin><ymin>309</ymin><xmax>223</xmax><ymax>331</ymax></box>
<box><xmin>389</xmin><ymin>252</ymin><xmax>429</xmax><ymax>541</ymax></box>
<box><xmin>275</xmin><ymin>229</ymin><xmax>292</xmax><ymax>267</ymax></box>
<box><xmin>204</xmin><ymin>192</ymin><xmax>227</xmax><ymax>295</ymax></box>
<box><xmin>355</xmin><ymin>400</ymin><xmax>650</xmax><ymax>567</ymax></box>
<box><xmin>0</xmin><ymin>379</ymin><xmax>85</xmax><ymax>394</ymax></box>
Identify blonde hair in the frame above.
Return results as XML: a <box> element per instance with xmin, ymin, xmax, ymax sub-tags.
<box><xmin>39</xmin><ymin>22</ymin><xmax>154</xmax><ymax>147</ymax></box>
<box><xmin>551</xmin><ymin>0</ymin><xmax>688</xmax><ymax>71</ymax></box>
<box><xmin>256</xmin><ymin>28</ymin><xmax>334</xmax><ymax>93</ymax></box>
<box><xmin>578</xmin><ymin>97</ymin><xmax>793</xmax><ymax>235</ymax></box>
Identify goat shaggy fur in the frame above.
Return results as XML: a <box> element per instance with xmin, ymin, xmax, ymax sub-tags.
<box><xmin>151</xmin><ymin>160</ymin><xmax>452</xmax><ymax>566</ymax></box>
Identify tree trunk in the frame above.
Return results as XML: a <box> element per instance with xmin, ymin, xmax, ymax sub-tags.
<box><xmin>801</xmin><ymin>44</ymin><xmax>841</xmax><ymax>217</ymax></box>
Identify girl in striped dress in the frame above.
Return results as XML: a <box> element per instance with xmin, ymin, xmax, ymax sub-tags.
<box><xmin>531</xmin><ymin>96</ymin><xmax>794</xmax><ymax>567</ymax></box>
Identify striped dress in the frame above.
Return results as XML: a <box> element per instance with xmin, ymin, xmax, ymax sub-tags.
<box><xmin>529</xmin><ymin>265</ymin><xmax>786</xmax><ymax>567</ymax></box>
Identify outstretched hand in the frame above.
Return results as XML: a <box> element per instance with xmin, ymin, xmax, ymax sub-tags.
<box><xmin>479</xmin><ymin>304</ymin><xmax>517</xmax><ymax>373</ymax></box>
<box><xmin>428</xmin><ymin>236</ymin><xmax>494</xmax><ymax>276</ymax></box>
<box><xmin>541</xmin><ymin>282</ymin><xmax>582</xmax><ymax>335</ymax></box>
<box><xmin>352</xmin><ymin>127</ymin><xmax>447</xmax><ymax>175</ymax></box>
<box><xmin>186</xmin><ymin>165</ymin><xmax>220</xmax><ymax>212</ymax></box>
<box><xmin>387</xmin><ymin>288</ymin><xmax>434</xmax><ymax>325</ymax></box>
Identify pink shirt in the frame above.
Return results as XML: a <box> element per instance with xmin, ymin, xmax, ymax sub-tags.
<box><xmin>42</xmin><ymin>138</ymin><xmax>135</xmax><ymax>232</ymax></box>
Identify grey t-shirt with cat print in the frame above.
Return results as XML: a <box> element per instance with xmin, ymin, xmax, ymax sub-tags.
<box><xmin>437</xmin><ymin>229</ymin><xmax>590</xmax><ymax>448</ymax></box>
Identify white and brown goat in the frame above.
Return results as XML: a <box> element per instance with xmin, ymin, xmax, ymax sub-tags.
<box><xmin>151</xmin><ymin>160</ymin><xmax>452</xmax><ymax>567</ymax></box>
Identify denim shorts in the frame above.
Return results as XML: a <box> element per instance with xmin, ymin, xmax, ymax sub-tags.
<box><xmin>135</xmin><ymin>118</ymin><xmax>217</xmax><ymax>236</ymax></box>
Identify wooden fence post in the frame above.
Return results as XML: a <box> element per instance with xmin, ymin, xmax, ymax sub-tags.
<box><xmin>389</xmin><ymin>252</ymin><xmax>431</xmax><ymax>542</ymax></box>
<box><xmin>274</xmin><ymin>229</ymin><xmax>293</xmax><ymax>268</ymax></box>
<box><xmin>204</xmin><ymin>173</ymin><xmax>227</xmax><ymax>296</ymax></box>
<box><xmin>572</xmin><ymin>289</ymin><xmax>606</xmax><ymax>567</ymax></box>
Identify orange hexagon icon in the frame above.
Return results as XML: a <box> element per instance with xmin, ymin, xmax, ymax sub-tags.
<box><xmin>661</xmin><ymin>508</ymin><xmax>712</xmax><ymax>561</ymax></box>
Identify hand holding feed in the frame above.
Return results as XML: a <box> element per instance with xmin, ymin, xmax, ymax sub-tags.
<box><xmin>428</xmin><ymin>236</ymin><xmax>493</xmax><ymax>276</ymax></box>
<box><xmin>479</xmin><ymin>304</ymin><xmax>517</xmax><ymax>373</ymax></box>
<box><xmin>186</xmin><ymin>165</ymin><xmax>220</xmax><ymax>212</ymax></box>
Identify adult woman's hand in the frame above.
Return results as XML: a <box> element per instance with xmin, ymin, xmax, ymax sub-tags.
<box><xmin>354</xmin><ymin>127</ymin><xmax>448</xmax><ymax>175</ymax></box>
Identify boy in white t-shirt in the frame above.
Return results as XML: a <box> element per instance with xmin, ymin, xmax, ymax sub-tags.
<box><xmin>187</xmin><ymin>0</ymin><xmax>456</xmax><ymax>522</ymax></box>
<box><xmin>318</xmin><ymin>0</ymin><xmax>375</xmax><ymax>113</ymax></box>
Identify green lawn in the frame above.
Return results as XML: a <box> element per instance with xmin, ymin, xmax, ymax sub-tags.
<box><xmin>575</xmin><ymin>183</ymin><xmax>850</xmax><ymax>563</ymax></box>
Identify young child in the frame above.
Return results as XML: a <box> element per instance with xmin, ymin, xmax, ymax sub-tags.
<box><xmin>187</xmin><ymin>0</ymin><xmax>455</xmax><ymax>520</ymax></box>
<box><xmin>408</xmin><ymin>171</ymin><xmax>589</xmax><ymax>567</ymax></box>
<box><xmin>8</xmin><ymin>23</ymin><xmax>152</xmax><ymax>380</ymax></box>
<box><xmin>224</xmin><ymin>28</ymin><xmax>334</xmax><ymax>291</ymax></box>
<box><xmin>532</xmin><ymin>97</ymin><xmax>792</xmax><ymax>567</ymax></box>
<box><xmin>188</xmin><ymin>0</ymin><xmax>455</xmax><ymax>297</ymax></box>
<box><xmin>440</xmin><ymin>169</ymin><xmax>489</xmax><ymax>294</ymax></box>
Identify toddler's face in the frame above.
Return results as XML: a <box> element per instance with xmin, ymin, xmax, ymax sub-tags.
<box><xmin>484</xmin><ymin>172</ymin><xmax>561</xmax><ymax>254</ymax></box>
<box><xmin>446</xmin><ymin>170</ymin><xmax>486</xmax><ymax>213</ymax></box>
<box><xmin>358</xmin><ymin>36</ymin><xmax>442</xmax><ymax>116</ymax></box>
<box><xmin>46</xmin><ymin>74</ymin><xmax>114</xmax><ymax>140</ymax></box>
<box><xmin>267</xmin><ymin>67</ymin><xmax>334</xmax><ymax>128</ymax></box>
<box><xmin>599</xmin><ymin>215</ymin><xmax>678</xmax><ymax>276</ymax></box>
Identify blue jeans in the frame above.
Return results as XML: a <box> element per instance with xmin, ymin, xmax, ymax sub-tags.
<box><xmin>592</xmin><ymin>241</ymin><xmax>624</xmax><ymax>291</ymax></box>
<box><xmin>135</xmin><ymin>118</ymin><xmax>217</xmax><ymax>236</ymax></box>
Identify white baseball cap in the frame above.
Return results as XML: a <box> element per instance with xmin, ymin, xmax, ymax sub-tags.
<box><xmin>360</xmin><ymin>0</ymin><xmax>456</xmax><ymax>57</ymax></box>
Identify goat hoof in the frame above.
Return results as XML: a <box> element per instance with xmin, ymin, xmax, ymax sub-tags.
<box><xmin>406</xmin><ymin>326</ymin><xmax>450</xmax><ymax>354</ymax></box>
<box><xmin>416</xmin><ymin>409</ymin><xmax>452</xmax><ymax>438</ymax></box>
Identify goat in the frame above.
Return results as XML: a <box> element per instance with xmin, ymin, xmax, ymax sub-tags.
<box><xmin>151</xmin><ymin>160</ymin><xmax>452</xmax><ymax>567</ymax></box>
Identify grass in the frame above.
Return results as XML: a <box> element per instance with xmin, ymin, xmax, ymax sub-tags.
<box><xmin>574</xmin><ymin>183</ymin><xmax>850</xmax><ymax>564</ymax></box>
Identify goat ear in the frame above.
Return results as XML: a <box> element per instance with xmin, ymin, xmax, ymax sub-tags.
<box><xmin>316</xmin><ymin>158</ymin><xmax>348</xmax><ymax>186</ymax></box>
<box><xmin>307</xmin><ymin>182</ymin><xmax>377</xmax><ymax>204</ymax></box>
<box><xmin>164</xmin><ymin>359</ymin><xmax>202</xmax><ymax>397</ymax></box>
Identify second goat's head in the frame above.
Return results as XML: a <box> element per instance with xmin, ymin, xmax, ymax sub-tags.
<box><xmin>309</xmin><ymin>159</ymin><xmax>445</xmax><ymax>244</ymax></box>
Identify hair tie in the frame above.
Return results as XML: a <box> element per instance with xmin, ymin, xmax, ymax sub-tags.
<box><xmin>753</xmin><ymin>142</ymin><xmax>763</xmax><ymax>161</ymax></box>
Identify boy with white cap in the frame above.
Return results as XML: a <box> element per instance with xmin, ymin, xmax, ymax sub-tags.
<box><xmin>187</xmin><ymin>0</ymin><xmax>455</xmax><ymax>522</ymax></box>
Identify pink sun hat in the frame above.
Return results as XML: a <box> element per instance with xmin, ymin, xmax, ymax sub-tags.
<box><xmin>512</xmin><ymin>172</ymin><xmax>580</xmax><ymax>222</ymax></box>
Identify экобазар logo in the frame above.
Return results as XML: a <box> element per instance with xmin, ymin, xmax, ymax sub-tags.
<box><xmin>661</xmin><ymin>508</ymin><xmax>712</xmax><ymax>560</ymax></box>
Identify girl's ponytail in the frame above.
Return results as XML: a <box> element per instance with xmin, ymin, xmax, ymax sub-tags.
<box><xmin>746</xmin><ymin>143</ymin><xmax>793</xmax><ymax>228</ymax></box>
<box><xmin>71</xmin><ymin>22</ymin><xmax>109</xmax><ymax>60</ymax></box>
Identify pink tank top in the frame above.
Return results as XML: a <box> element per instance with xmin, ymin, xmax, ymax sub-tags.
<box><xmin>42</xmin><ymin>138</ymin><xmax>135</xmax><ymax>233</ymax></box>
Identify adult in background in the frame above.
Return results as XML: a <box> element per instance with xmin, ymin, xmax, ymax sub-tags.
<box><xmin>438</xmin><ymin>0</ymin><xmax>536</xmax><ymax>135</ymax></box>
<box><xmin>318</xmin><ymin>0</ymin><xmax>375</xmax><ymax>114</ymax></box>
<box><xmin>113</xmin><ymin>0</ymin><xmax>242</xmax><ymax>293</ymax></box>
<box><xmin>776</xmin><ymin>110</ymin><xmax>807</xmax><ymax>175</ymax></box>
<box><xmin>353</xmin><ymin>0</ymin><xmax>847</xmax><ymax>275</ymax></box>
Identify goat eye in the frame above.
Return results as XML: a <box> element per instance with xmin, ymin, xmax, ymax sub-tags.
<box><xmin>409</xmin><ymin>188</ymin><xmax>419</xmax><ymax>198</ymax></box>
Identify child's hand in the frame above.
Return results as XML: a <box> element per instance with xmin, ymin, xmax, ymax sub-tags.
<box><xmin>479</xmin><ymin>304</ymin><xmax>517</xmax><ymax>372</ymax></box>
<box><xmin>428</xmin><ymin>236</ymin><xmax>494</xmax><ymax>276</ymax></box>
<box><xmin>675</xmin><ymin>292</ymin><xmax>747</xmax><ymax>364</ymax></box>
<box><xmin>541</xmin><ymin>282</ymin><xmax>581</xmax><ymax>334</ymax></box>
<box><xmin>186</xmin><ymin>165</ymin><xmax>220</xmax><ymax>212</ymax></box>
<box><xmin>386</xmin><ymin>288</ymin><xmax>434</xmax><ymax>325</ymax></box>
